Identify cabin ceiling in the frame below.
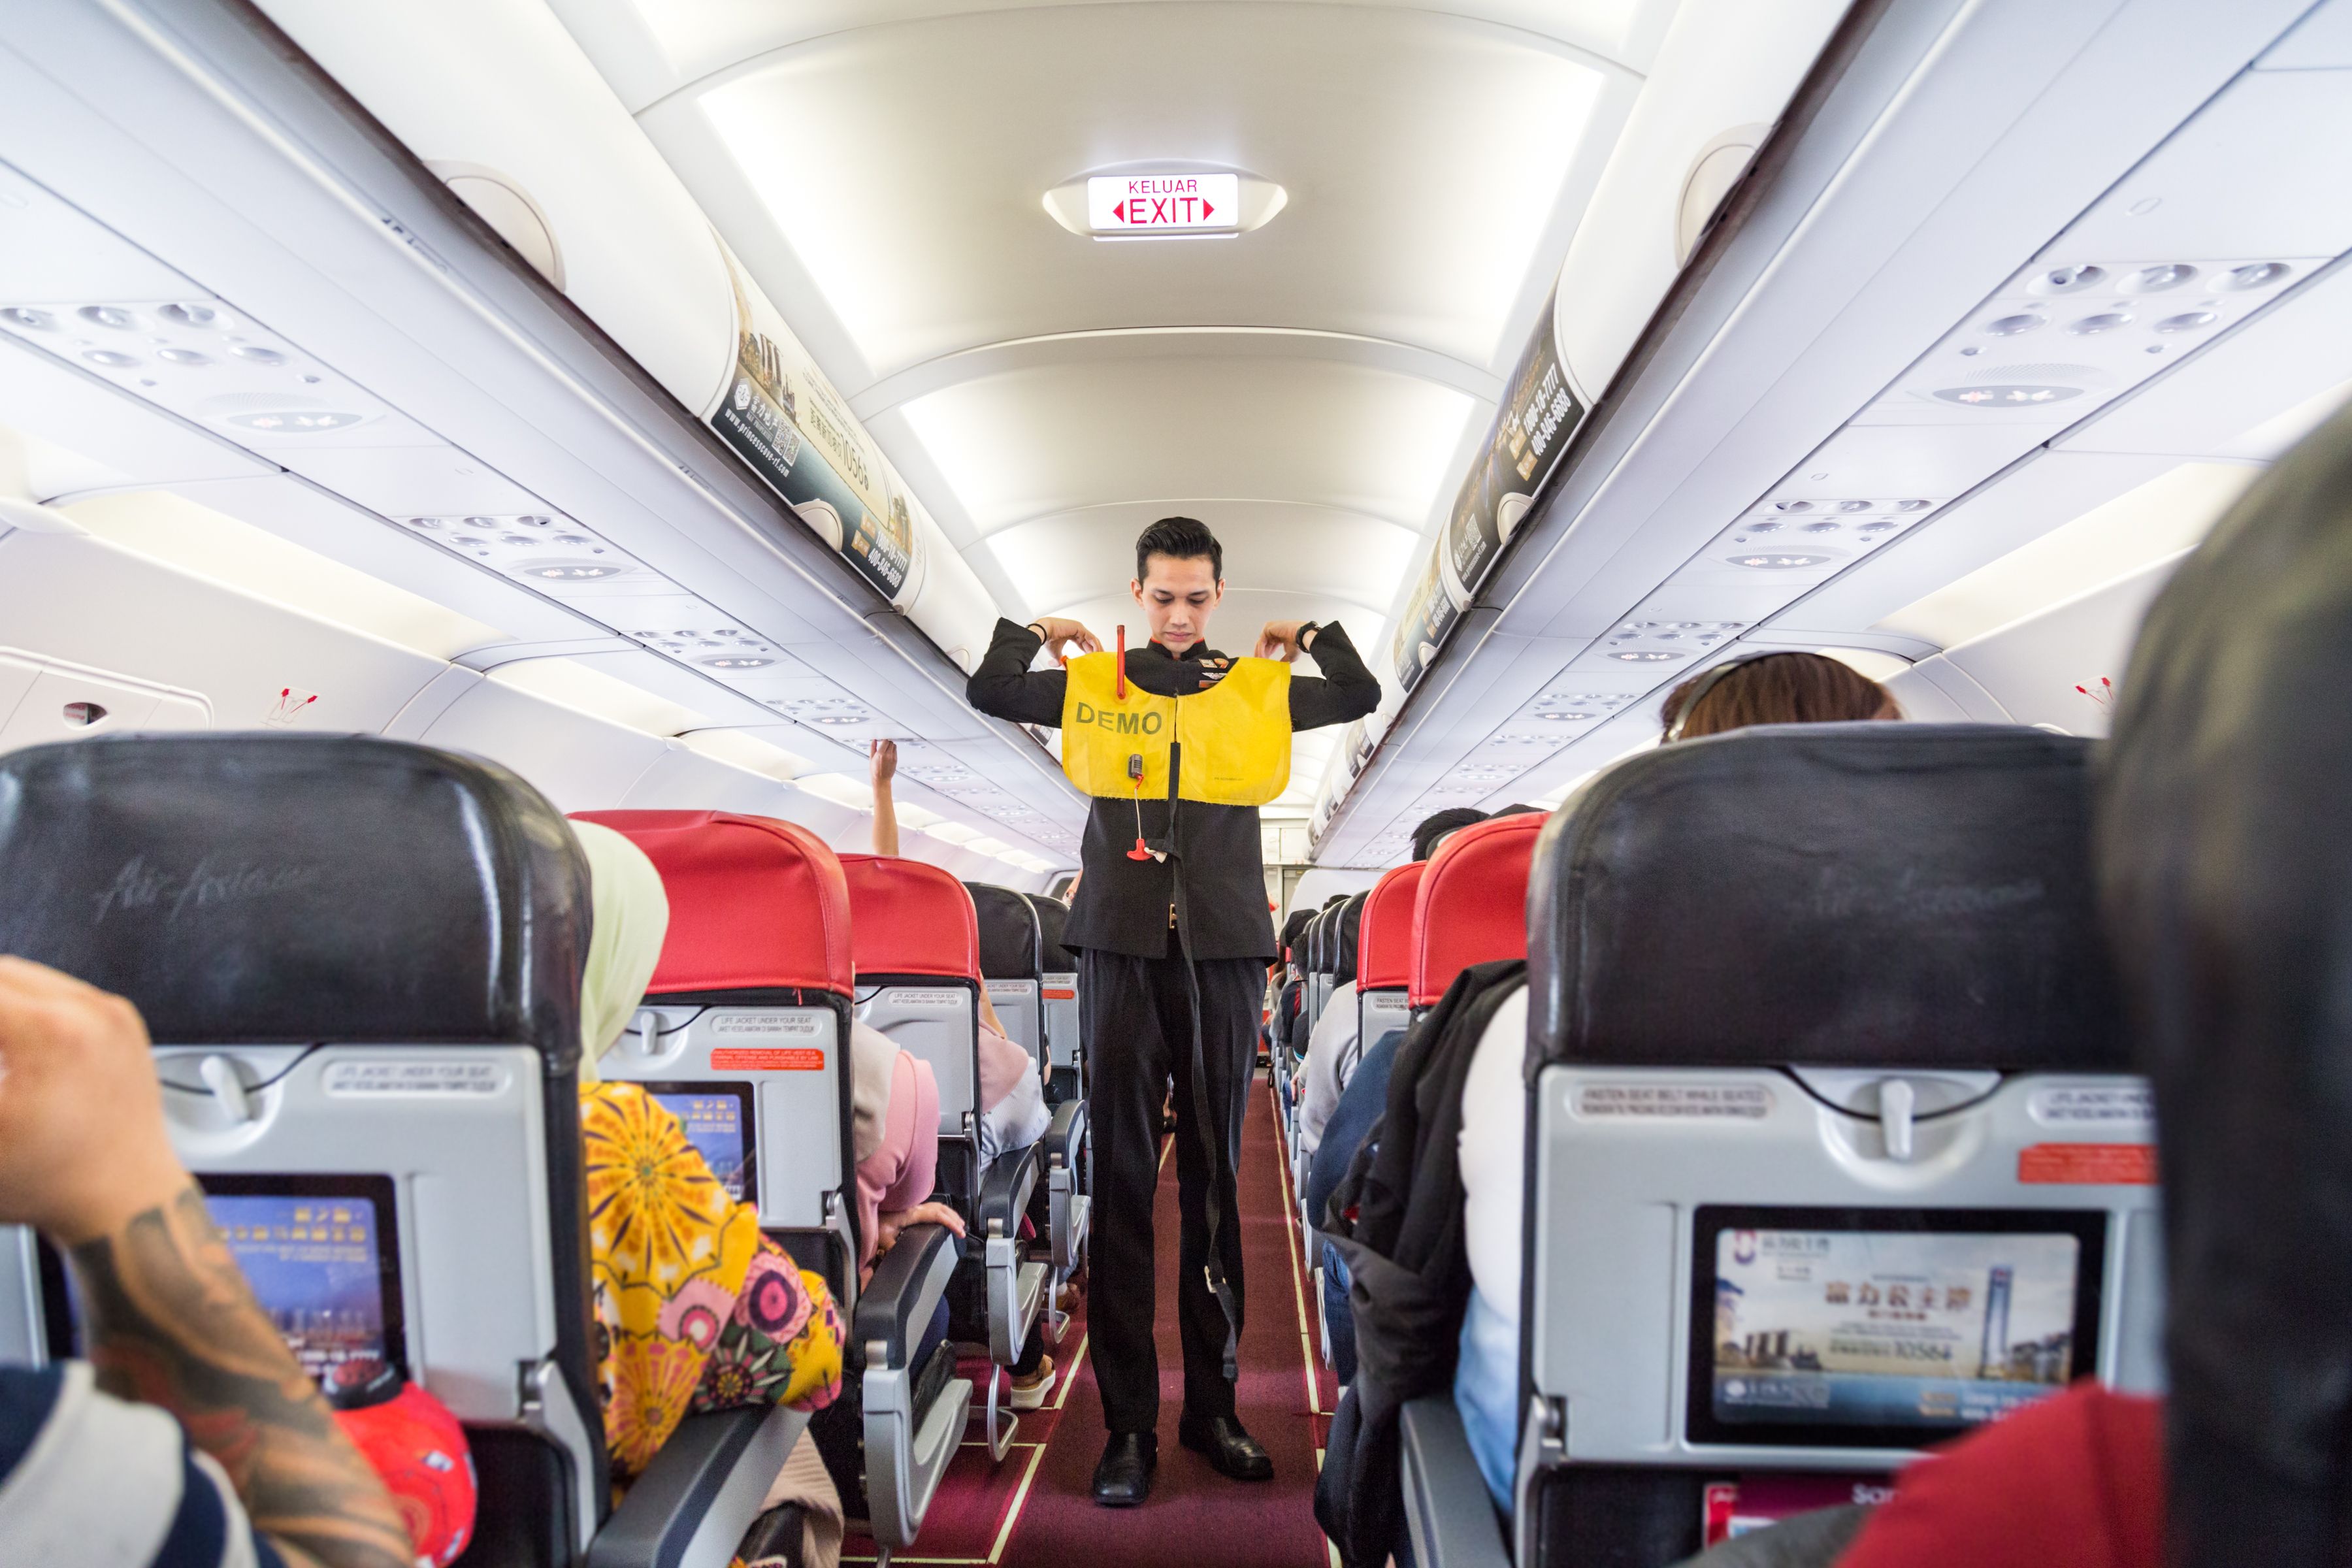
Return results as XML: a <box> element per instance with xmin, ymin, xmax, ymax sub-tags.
<box><xmin>549</xmin><ymin>0</ymin><xmax>1671</xmax><ymax>678</ymax></box>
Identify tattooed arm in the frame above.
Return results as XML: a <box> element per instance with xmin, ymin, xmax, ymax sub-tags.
<box><xmin>0</xmin><ymin>956</ymin><xmax>411</xmax><ymax>1568</ymax></box>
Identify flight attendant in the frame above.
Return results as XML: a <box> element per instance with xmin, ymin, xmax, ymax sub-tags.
<box><xmin>968</xmin><ymin>516</ymin><xmax>1380</xmax><ymax>1505</ymax></box>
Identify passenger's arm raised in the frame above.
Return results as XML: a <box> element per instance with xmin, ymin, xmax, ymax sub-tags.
<box><xmin>0</xmin><ymin>957</ymin><xmax>412</xmax><ymax>1568</ymax></box>
<box><xmin>966</xmin><ymin>617</ymin><xmax>1073</xmax><ymax>727</ymax></box>
<box><xmin>871</xmin><ymin>738</ymin><xmax>900</xmax><ymax>857</ymax></box>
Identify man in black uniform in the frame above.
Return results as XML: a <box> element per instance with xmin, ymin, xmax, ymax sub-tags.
<box><xmin>967</xmin><ymin>516</ymin><xmax>1380</xmax><ymax>1506</ymax></box>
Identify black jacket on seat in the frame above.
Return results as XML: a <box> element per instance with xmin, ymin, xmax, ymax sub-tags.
<box><xmin>966</xmin><ymin>617</ymin><xmax>1380</xmax><ymax>960</ymax></box>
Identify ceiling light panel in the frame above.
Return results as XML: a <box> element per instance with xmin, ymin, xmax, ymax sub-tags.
<box><xmin>675</xmin><ymin>6</ymin><xmax>1616</xmax><ymax>376</ymax></box>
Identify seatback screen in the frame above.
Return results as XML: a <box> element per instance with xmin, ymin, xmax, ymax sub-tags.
<box><xmin>646</xmin><ymin>1083</ymin><xmax>758</xmax><ymax>1206</ymax></box>
<box><xmin>1688</xmin><ymin>1206</ymin><xmax>2106</xmax><ymax>1449</ymax></box>
<box><xmin>199</xmin><ymin>1174</ymin><xmax>404</xmax><ymax>1394</ymax></box>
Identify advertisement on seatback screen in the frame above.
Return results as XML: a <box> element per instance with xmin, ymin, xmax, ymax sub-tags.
<box><xmin>208</xmin><ymin>1193</ymin><xmax>390</xmax><ymax>1392</ymax></box>
<box><xmin>1710</xmin><ymin>1227</ymin><xmax>2079</xmax><ymax>1433</ymax></box>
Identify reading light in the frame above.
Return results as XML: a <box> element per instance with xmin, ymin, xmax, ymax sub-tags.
<box><xmin>515</xmin><ymin>561</ymin><xmax>627</xmax><ymax>581</ymax></box>
<box><xmin>159</xmin><ymin>303</ymin><xmax>221</xmax><ymax>329</ymax></box>
<box><xmin>78</xmin><ymin>304</ymin><xmax>139</xmax><ymax>331</ymax></box>
<box><xmin>0</xmin><ymin>308</ymin><xmax>56</xmax><ymax>331</ymax></box>
<box><xmin>230</xmin><ymin>344</ymin><xmax>287</xmax><ymax>365</ymax></box>
<box><xmin>82</xmin><ymin>349</ymin><xmax>140</xmax><ymax>368</ymax></box>
<box><xmin>1611</xmin><ymin>651</ymin><xmax>1681</xmax><ymax>662</ymax></box>
<box><xmin>1729</xmin><ymin>552</ymin><xmax>1833</xmax><ymax>570</ymax></box>
<box><xmin>700</xmin><ymin>656</ymin><xmax>773</xmax><ymax>670</ymax></box>
<box><xmin>225</xmin><ymin>410</ymin><xmax>367</xmax><ymax>431</ymax></box>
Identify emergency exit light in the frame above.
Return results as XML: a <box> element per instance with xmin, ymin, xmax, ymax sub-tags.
<box><xmin>1085</xmin><ymin>172</ymin><xmax>1242</xmax><ymax>237</ymax></box>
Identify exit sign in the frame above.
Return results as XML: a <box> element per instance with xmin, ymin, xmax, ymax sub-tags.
<box><xmin>1086</xmin><ymin>172</ymin><xmax>1241</xmax><ymax>234</ymax></box>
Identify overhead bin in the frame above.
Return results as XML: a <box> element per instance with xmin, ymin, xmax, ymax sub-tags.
<box><xmin>254</xmin><ymin>0</ymin><xmax>1009</xmax><ymax>677</ymax></box>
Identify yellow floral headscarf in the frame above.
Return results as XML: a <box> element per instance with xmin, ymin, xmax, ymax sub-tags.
<box><xmin>567</xmin><ymin>820</ymin><xmax>841</xmax><ymax>1482</ymax></box>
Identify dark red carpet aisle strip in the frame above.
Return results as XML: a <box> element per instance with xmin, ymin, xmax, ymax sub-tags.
<box><xmin>847</xmin><ymin>1075</ymin><xmax>1337</xmax><ymax>1566</ymax></box>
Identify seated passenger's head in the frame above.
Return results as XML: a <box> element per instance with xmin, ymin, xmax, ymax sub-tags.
<box><xmin>1660</xmin><ymin>651</ymin><xmax>1898</xmax><ymax>743</ymax></box>
<box><xmin>1412</xmin><ymin>808</ymin><xmax>1488</xmax><ymax>863</ymax></box>
<box><xmin>570</xmin><ymin>820</ymin><xmax>670</xmax><ymax>1074</ymax></box>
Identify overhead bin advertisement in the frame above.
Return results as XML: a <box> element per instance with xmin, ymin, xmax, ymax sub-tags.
<box><xmin>711</xmin><ymin>260</ymin><xmax>918</xmax><ymax>602</ymax></box>
<box><xmin>1390</xmin><ymin>288</ymin><xmax>1584</xmax><ymax>691</ymax></box>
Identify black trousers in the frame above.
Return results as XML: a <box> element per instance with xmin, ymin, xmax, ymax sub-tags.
<box><xmin>1080</xmin><ymin>947</ymin><xmax>1263</xmax><ymax>1434</ymax></box>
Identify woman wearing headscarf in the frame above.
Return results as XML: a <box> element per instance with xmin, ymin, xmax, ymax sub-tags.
<box><xmin>570</xmin><ymin>821</ymin><xmax>847</xmax><ymax>1566</ymax></box>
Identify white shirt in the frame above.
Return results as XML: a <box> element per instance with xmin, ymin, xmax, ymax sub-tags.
<box><xmin>1454</xmin><ymin>983</ymin><xmax>1529</xmax><ymax>1510</ymax></box>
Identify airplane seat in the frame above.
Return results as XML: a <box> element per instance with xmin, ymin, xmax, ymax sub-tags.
<box><xmin>1309</xmin><ymin>863</ymin><xmax>1428</xmax><ymax>1350</ymax></box>
<box><xmin>1026</xmin><ymin>892</ymin><xmax>1085</xmax><ymax>1105</ymax></box>
<box><xmin>570</xmin><ymin>811</ymin><xmax>970</xmax><ymax>1556</ymax></box>
<box><xmin>0</xmin><ymin>734</ymin><xmax>796</xmax><ymax>1568</ymax></box>
<box><xmin>1399</xmin><ymin>723</ymin><xmax>2154</xmax><ymax>1568</ymax></box>
<box><xmin>1021</xmin><ymin>891</ymin><xmax>1091</xmax><ymax>1291</ymax></box>
<box><xmin>838</xmin><ymin>855</ymin><xmax>1046</xmax><ymax>1456</ymax></box>
<box><xmin>966</xmin><ymin>881</ymin><xmax>1044</xmax><ymax>1064</ymax></box>
<box><xmin>1408</xmin><ymin>813</ymin><xmax>1546</xmax><ymax>1012</ymax></box>
<box><xmin>2090</xmin><ymin>403</ymin><xmax>2352</xmax><ymax>1565</ymax></box>
<box><xmin>1352</xmin><ymin>861</ymin><xmax>1426</xmax><ymax>1082</ymax></box>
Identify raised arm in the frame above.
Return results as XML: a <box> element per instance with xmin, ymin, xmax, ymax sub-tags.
<box><xmin>871</xmin><ymin>738</ymin><xmax>900</xmax><ymax>857</ymax></box>
<box><xmin>0</xmin><ymin>957</ymin><xmax>412</xmax><ymax>1568</ymax></box>
<box><xmin>966</xmin><ymin>617</ymin><xmax>1083</xmax><ymax>728</ymax></box>
<box><xmin>1264</xmin><ymin>620</ymin><xmax>1382</xmax><ymax>731</ymax></box>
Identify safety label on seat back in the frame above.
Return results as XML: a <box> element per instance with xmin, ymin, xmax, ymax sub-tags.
<box><xmin>1571</xmin><ymin>1082</ymin><xmax>1774</xmax><ymax>1120</ymax></box>
<box><xmin>322</xmin><ymin>1060</ymin><xmax>511</xmax><ymax>1097</ymax></box>
<box><xmin>2017</xmin><ymin>1143</ymin><xmax>2157</xmax><ymax>1184</ymax></box>
<box><xmin>2027</xmin><ymin>1085</ymin><xmax>2154</xmax><ymax>1126</ymax></box>
<box><xmin>710</xmin><ymin>1048</ymin><xmax>824</xmax><ymax>1071</ymax></box>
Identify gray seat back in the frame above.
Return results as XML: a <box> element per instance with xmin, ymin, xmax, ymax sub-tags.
<box><xmin>1517</xmin><ymin>723</ymin><xmax>2152</xmax><ymax>1565</ymax></box>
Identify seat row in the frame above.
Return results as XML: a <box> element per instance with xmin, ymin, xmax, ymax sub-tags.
<box><xmin>1294</xmin><ymin>724</ymin><xmax>2158</xmax><ymax>1568</ymax></box>
<box><xmin>0</xmin><ymin>747</ymin><xmax>1085</xmax><ymax>1567</ymax></box>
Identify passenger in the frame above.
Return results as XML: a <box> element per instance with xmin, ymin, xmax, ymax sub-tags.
<box><xmin>1452</xmin><ymin>661</ymin><xmax>1899</xmax><ymax>1515</ymax></box>
<box><xmin>570</xmin><ymin>823</ymin><xmax>845</xmax><ymax>1493</ymax></box>
<box><xmin>1296</xmin><ymin>809</ymin><xmax>1487</xmax><ymax>1166</ymax></box>
<box><xmin>1658</xmin><ymin>650</ymin><xmax>1899</xmax><ymax>742</ymax></box>
<box><xmin>862</xmin><ymin>742</ymin><xmax>1055</xmax><ymax>1407</ymax></box>
<box><xmin>870</xmin><ymin>740</ymin><xmax>1050</xmax><ymax>1171</ymax></box>
<box><xmin>0</xmin><ymin>954</ymin><xmax>414</xmax><ymax>1568</ymax></box>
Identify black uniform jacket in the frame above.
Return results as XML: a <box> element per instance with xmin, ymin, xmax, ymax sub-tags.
<box><xmin>967</xmin><ymin>617</ymin><xmax>1380</xmax><ymax>960</ymax></box>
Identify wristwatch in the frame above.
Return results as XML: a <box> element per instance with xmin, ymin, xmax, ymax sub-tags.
<box><xmin>1297</xmin><ymin>621</ymin><xmax>1320</xmax><ymax>650</ymax></box>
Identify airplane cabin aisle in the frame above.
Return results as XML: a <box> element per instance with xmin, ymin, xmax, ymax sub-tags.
<box><xmin>870</xmin><ymin>1075</ymin><xmax>1339</xmax><ymax>1568</ymax></box>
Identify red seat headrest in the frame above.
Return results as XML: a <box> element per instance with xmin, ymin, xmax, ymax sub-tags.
<box><xmin>838</xmin><ymin>854</ymin><xmax>981</xmax><ymax>982</ymax></box>
<box><xmin>1411</xmin><ymin>812</ymin><xmax>1547</xmax><ymax>1007</ymax></box>
<box><xmin>572</xmin><ymin>810</ymin><xmax>853</xmax><ymax>998</ymax></box>
<box><xmin>1356</xmin><ymin>862</ymin><xmax>1427</xmax><ymax>992</ymax></box>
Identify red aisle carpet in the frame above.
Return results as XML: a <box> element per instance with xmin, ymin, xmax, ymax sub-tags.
<box><xmin>847</xmin><ymin>1073</ymin><xmax>1343</xmax><ymax>1566</ymax></box>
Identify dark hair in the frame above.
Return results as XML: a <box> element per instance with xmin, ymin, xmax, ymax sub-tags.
<box><xmin>1661</xmin><ymin>652</ymin><xmax>1897</xmax><ymax>742</ymax></box>
<box><xmin>1135</xmin><ymin>515</ymin><xmax>1223</xmax><ymax>583</ymax></box>
<box><xmin>1411</xmin><ymin>808</ymin><xmax>1488</xmax><ymax>862</ymax></box>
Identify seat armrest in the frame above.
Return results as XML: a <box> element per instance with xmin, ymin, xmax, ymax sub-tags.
<box><xmin>1400</xmin><ymin>1397</ymin><xmax>1512</xmax><ymax>1568</ymax></box>
<box><xmin>854</xmin><ymin>1222</ymin><xmax>959</xmax><ymax>1368</ymax></box>
<box><xmin>979</xmin><ymin>1142</ymin><xmax>1041</xmax><ymax>1238</ymax></box>
<box><xmin>587</xmin><ymin>1404</ymin><xmax>806</xmax><ymax>1568</ymax></box>
<box><xmin>1043</xmin><ymin>1097</ymin><xmax>1085</xmax><ymax>1169</ymax></box>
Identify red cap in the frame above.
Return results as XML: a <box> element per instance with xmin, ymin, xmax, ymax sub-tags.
<box><xmin>574</xmin><ymin>810</ymin><xmax>855</xmax><ymax>998</ymax></box>
<box><xmin>1410</xmin><ymin>812</ymin><xmax>1546</xmax><ymax>1007</ymax></box>
<box><xmin>1357</xmin><ymin>861</ymin><xmax>1428</xmax><ymax>992</ymax></box>
<box><xmin>839</xmin><ymin>853</ymin><xmax>981</xmax><ymax>980</ymax></box>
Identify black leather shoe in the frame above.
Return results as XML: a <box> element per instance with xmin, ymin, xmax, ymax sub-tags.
<box><xmin>1092</xmin><ymin>1431</ymin><xmax>1157</xmax><ymax>1507</ymax></box>
<box><xmin>1177</xmin><ymin>1414</ymin><xmax>1274</xmax><ymax>1481</ymax></box>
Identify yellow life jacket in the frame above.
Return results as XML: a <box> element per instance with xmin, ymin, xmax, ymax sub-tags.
<box><xmin>1059</xmin><ymin>651</ymin><xmax>1293</xmax><ymax>807</ymax></box>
